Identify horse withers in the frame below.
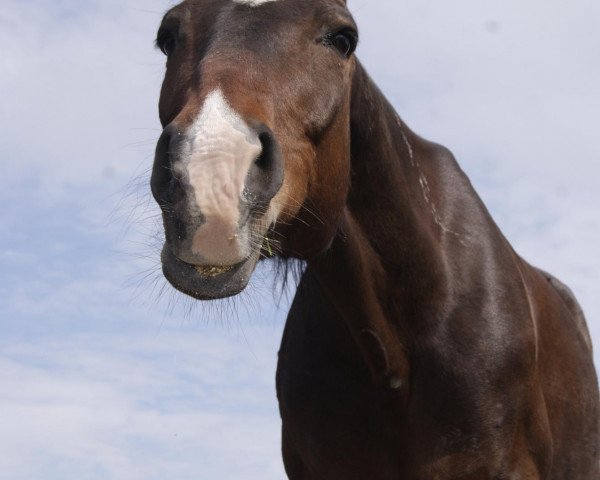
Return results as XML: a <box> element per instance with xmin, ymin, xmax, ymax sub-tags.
<box><xmin>150</xmin><ymin>0</ymin><xmax>599</xmax><ymax>478</ymax></box>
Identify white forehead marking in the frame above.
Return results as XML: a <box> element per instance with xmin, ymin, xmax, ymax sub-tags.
<box><xmin>178</xmin><ymin>89</ymin><xmax>262</xmax><ymax>264</ymax></box>
<box><xmin>233</xmin><ymin>0</ymin><xmax>279</xmax><ymax>6</ymax></box>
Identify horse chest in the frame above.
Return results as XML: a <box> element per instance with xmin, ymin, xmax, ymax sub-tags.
<box><xmin>275</xmin><ymin>281</ymin><xmax>524</xmax><ymax>479</ymax></box>
<box><xmin>276</xmin><ymin>304</ymin><xmax>408</xmax><ymax>479</ymax></box>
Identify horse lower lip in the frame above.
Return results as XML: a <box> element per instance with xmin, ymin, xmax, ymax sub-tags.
<box><xmin>161</xmin><ymin>245</ymin><xmax>260</xmax><ymax>301</ymax></box>
<box><xmin>195</xmin><ymin>264</ymin><xmax>235</xmax><ymax>277</ymax></box>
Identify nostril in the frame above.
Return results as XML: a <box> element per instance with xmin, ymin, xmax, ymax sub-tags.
<box><xmin>254</xmin><ymin>131</ymin><xmax>273</xmax><ymax>170</ymax></box>
<box><xmin>151</xmin><ymin>123</ymin><xmax>185</xmax><ymax>203</ymax></box>
<box><xmin>244</xmin><ymin>122</ymin><xmax>285</xmax><ymax>209</ymax></box>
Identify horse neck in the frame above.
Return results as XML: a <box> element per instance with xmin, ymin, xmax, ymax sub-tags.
<box><xmin>307</xmin><ymin>62</ymin><xmax>449</xmax><ymax>384</ymax></box>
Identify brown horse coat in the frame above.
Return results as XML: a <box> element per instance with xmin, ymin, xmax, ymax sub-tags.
<box><xmin>277</xmin><ymin>64</ymin><xmax>599</xmax><ymax>479</ymax></box>
<box><xmin>150</xmin><ymin>1</ymin><xmax>600</xmax><ymax>478</ymax></box>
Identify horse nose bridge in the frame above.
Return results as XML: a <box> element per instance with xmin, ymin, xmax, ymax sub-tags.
<box><xmin>182</xmin><ymin>89</ymin><xmax>262</xmax><ymax>204</ymax></box>
<box><xmin>177</xmin><ymin>86</ymin><xmax>283</xmax><ymax>205</ymax></box>
<box><xmin>198</xmin><ymin>53</ymin><xmax>276</xmax><ymax>127</ymax></box>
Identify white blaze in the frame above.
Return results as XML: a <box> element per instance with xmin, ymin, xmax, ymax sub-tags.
<box><xmin>232</xmin><ymin>0</ymin><xmax>279</xmax><ymax>6</ymax></box>
<box><xmin>178</xmin><ymin>89</ymin><xmax>262</xmax><ymax>265</ymax></box>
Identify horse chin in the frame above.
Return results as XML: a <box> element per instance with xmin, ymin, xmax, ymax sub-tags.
<box><xmin>160</xmin><ymin>244</ymin><xmax>260</xmax><ymax>300</ymax></box>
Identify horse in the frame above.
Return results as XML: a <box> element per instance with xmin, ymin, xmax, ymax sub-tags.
<box><xmin>150</xmin><ymin>0</ymin><xmax>599</xmax><ymax>478</ymax></box>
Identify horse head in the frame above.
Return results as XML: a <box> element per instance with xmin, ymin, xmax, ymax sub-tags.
<box><xmin>152</xmin><ymin>0</ymin><xmax>358</xmax><ymax>299</ymax></box>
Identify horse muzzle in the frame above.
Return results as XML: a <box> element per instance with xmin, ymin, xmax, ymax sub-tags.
<box><xmin>151</xmin><ymin>90</ymin><xmax>284</xmax><ymax>299</ymax></box>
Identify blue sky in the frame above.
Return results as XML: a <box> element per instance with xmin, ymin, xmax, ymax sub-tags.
<box><xmin>0</xmin><ymin>0</ymin><xmax>599</xmax><ymax>478</ymax></box>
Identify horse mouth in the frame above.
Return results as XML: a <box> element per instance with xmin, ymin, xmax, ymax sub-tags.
<box><xmin>160</xmin><ymin>245</ymin><xmax>260</xmax><ymax>300</ymax></box>
<box><xmin>195</xmin><ymin>264</ymin><xmax>235</xmax><ymax>277</ymax></box>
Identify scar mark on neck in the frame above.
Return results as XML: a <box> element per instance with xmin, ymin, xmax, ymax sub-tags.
<box><xmin>396</xmin><ymin>115</ymin><xmax>464</xmax><ymax>241</ymax></box>
<box><xmin>232</xmin><ymin>0</ymin><xmax>278</xmax><ymax>6</ymax></box>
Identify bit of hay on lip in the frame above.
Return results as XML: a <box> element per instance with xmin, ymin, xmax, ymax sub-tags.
<box><xmin>195</xmin><ymin>265</ymin><xmax>234</xmax><ymax>277</ymax></box>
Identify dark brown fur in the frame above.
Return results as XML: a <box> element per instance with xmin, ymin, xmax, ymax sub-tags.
<box><xmin>152</xmin><ymin>1</ymin><xmax>600</xmax><ymax>478</ymax></box>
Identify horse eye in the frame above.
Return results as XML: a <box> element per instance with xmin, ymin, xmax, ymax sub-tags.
<box><xmin>157</xmin><ymin>34</ymin><xmax>176</xmax><ymax>57</ymax></box>
<box><xmin>328</xmin><ymin>31</ymin><xmax>357</xmax><ymax>58</ymax></box>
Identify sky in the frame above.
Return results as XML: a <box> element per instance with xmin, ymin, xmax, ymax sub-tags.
<box><xmin>0</xmin><ymin>0</ymin><xmax>598</xmax><ymax>479</ymax></box>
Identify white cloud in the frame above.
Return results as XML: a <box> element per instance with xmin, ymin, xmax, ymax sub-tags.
<box><xmin>0</xmin><ymin>0</ymin><xmax>170</xmax><ymax>197</ymax></box>
<box><xmin>354</xmin><ymin>0</ymin><xmax>600</xmax><ymax>183</ymax></box>
<box><xmin>0</xmin><ymin>325</ymin><xmax>286</xmax><ymax>480</ymax></box>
